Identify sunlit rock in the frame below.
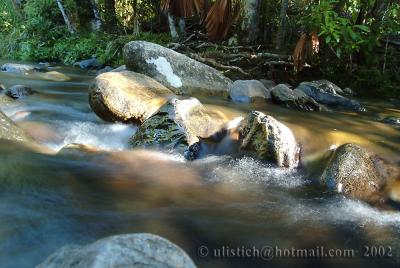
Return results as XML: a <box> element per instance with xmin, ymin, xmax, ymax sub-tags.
<box><xmin>229</xmin><ymin>80</ymin><xmax>271</xmax><ymax>103</ymax></box>
<box><xmin>89</xmin><ymin>71</ymin><xmax>174</xmax><ymax>123</ymax></box>
<box><xmin>36</xmin><ymin>233</ymin><xmax>196</xmax><ymax>268</ymax></box>
<box><xmin>320</xmin><ymin>143</ymin><xmax>386</xmax><ymax>201</ymax></box>
<box><xmin>123</xmin><ymin>41</ymin><xmax>232</xmax><ymax>97</ymax></box>
<box><xmin>131</xmin><ymin>97</ymin><xmax>229</xmax><ymax>152</ymax></box>
<box><xmin>271</xmin><ymin>84</ymin><xmax>324</xmax><ymax>111</ymax></box>
<box><xmin>0</xmin><ymin>111</ymin><xmax>32</xmax><ymax>143</ymax></box>
<box><xmin>239</xmin><ymin>111</ymin><xmax>300</xmax><ymax>168</ymax></box>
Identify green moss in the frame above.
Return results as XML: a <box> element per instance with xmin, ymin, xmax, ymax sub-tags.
<box><xmin>130</xmin><ymin>113</ymin><xmax>187</xmax><ymax>150</ymax></box>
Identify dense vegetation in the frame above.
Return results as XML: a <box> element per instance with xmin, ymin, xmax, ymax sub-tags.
<box><xmin>0</xmin><ymin>0</ymin><xmax>399</xmax><ymax>97</ymax></box>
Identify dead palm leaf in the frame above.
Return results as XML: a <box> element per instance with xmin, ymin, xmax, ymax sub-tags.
<box><xmin>204</xmin><ymin>0</ymin><xmax>242</xmax><ymax>42</ymax></box>
<box><xmin>293</xmin><ymin>32</ymin><xmax>320</xmax><ymax>72</ymax></box>
<box><xmin>293</xmin><ymin>33</ymin><xmax>307</xmax><ymax>72</ymax></box>
<box><xmin>161</xmin><ymin>0</ymin><xmax>210</xmax><ymax>19</ymax></box>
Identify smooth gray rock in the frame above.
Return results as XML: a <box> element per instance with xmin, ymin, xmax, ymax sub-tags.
<box><xmin>229</xmin><ymin>80</ymin><xmax>271</xmax><ymax>103</ymax></box>
<box><xmin>36</xmin><ymin>233</ymin><xmax>196</xmax><ymax>268</ymax></box>
<box><xmin>74</xmin><ymin>58</ymin><xmax>101</xmax><ymax>69</ymax></box>
<box><xmin>89</xmin><ymin>71</ymin><xmax>174</xmax><ymax>123</ymax></box>
<box><xmin>111</xmin><ymin>65</ymin><xmax>126</xmax><ymax>72</ymax></box>
<box><xmin>6</xmin><ymin>85</ymin><xmax>35</xmax><ymax>99</ymax></box>
<box><xmin>1</xmin><ymin>63</ymin><xmax>38</xmax><ymax>73</ymax></box>
<box><xmin>271</xmin><ymin>84</ymin><xmax>323</xmax><ymax>111</ymax></box>
<box><xmin>259</xmin><ymin>79</ymin><xmax>276</xmax><ymax>89</ymax></box>
<box><xmin>320</xmin><ymin>144</ymin><xmax>385</xmax><ymax>201</ymax></box>
<box><xmin>124</xmin><ymin>41</ymin><xmax>232</xmax><ymax>97</ymax></box>
<box><xmin>96</xmin><ymin>66</ymin><xmax>113</xmax><ymax>75</ymax></box>
<box><xmin>296</xmin><ymin>80</ymin><xmax>365</xmax><ymax>111</ymax></box>
<box><xmin>239</xmin><ymin>111</ymin><xmax>300</xmax><ymax>168</ymax></box>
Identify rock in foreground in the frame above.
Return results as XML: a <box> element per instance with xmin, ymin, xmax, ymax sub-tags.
<box><xmin>37</xmin><ymin>233</ymin><xmax>196</xmax><ymax>268</ymax></box>
<box><xmin>320</xmin><ymin>144</ymin><xmax>386</xmax><ymax>201</ymax></box>
<box><xmin>89</xmin><ymin>71</ymin><xmax>174</xmax><ymax>123</ymax></box>
<box><xmin>239</xmin><ymin>111</ymin><xmax>300</xmax><ymax>168</ymax></box>
<box><xmin>131</xmin><ymin>97</ymin><xmax>229</xmax><ymax>151</ymax></box>
<box><xmin>229</xmin><ymin>80</ymin><xmax>271</xmax><ymax>103</ymax></box>
<box><xmin>0</xmin><ymin>111</ymin><xmax>32</xmax><ymax>143</ymax></box>
<box><xmin>271</xmin><ymin>84</ymin><xmax>323</xmax><ymax>111</ymax></box>
<box><xmin>124</xmin><ymin>41</ymin><xmax>232</xmax><ymax>97</ymax></box>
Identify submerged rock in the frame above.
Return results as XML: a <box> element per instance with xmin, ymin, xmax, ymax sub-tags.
<box><xmin>0</xmin><ymin>111</ymin><xmax>32</xmax><ymax>143</ymax></box>
<box><xmin>37</xmin><ymin>233</ymin><xmax>196</xmax><ymax>268</ymax></box>
<box><xmin>239</xmin><ymin>111</ymin><xmax>300</xmax><ymax>168</ymax></box>
<box><xmin>74</xmin><ymin>58</ymin><xmax>101</xmax><ymax>69</ymax></box>
<box><xmin>271</xmin><ymin>84</ymin><xmax>323</xmax><ymax>111</ymax></box>
<box><xmin>6</xmin><ymin>85</ymin><xmax>35</xmax><ymax>99</ymax></box>
<box><xmin>296</xmin><ymin>80</ymin><xmax>365</xmax><ymax>111</ymax></box>
<box><xmin>131</xmin><ymin>97</ymin><xmax>229</xmax><ymax>151</ymax></box>
<box><xmin>89</xmin><ymin>71</ymin><xmax>174</xmax><ymax>123</ymax></box>
<box><xmin>382</xmin><ymin>116</ymin><xmax>400</xmax><ymax>127</ymax></box>
<box><xmin>320</xmin><ymin>144</ymin><xmax>386</xmax><ymax>201</ymax></box>
<box><xmin>40</xmin><ymin>71</ymin><xmax>71</xmax><ymax>82</ymax></box>
<box><xmin>123</xmin><ymin>41</ymin><xmax>232</xmax><ymax>97</ymax></box>
<box><xmin>229</xmin><ymin>80</ymin><xmax>271</xmax><ymax>103</ymax></box>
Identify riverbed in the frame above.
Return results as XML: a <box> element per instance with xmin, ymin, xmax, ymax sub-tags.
<box><xmin>0</xmin><ymin>61</ymin><xmax>399</xmax><ymax>267</ymax></box>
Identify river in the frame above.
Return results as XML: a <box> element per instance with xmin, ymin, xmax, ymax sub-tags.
<box><xmin>0</xmin><ymin>61</ymin><xmax>399</xmax><ymax>267</ymax></box>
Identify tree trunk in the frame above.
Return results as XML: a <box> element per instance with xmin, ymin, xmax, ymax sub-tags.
<box><xmin>276</xmin><ymin>0</ymin><xmax>288</xmax><ymax>50</ymax></box>
<box><xmin>90</xmin><ymin>0</ymin><xmax>102</xmax><ymax>31</ymax></box>
<box><xmin>55</xmin><ymin>0</ymin><xmax>76</xmax><ymax>34</ymax></box>
<box><xmin>167</xmin><ymin>12</ymin><xmax>179</xmax><ymax>39</ymax></box>
<box><xmin>241</xmin><ymin>0</ymin><xmax>260</xmax><ymax>44</ymax></box>
<box><xmin>104</xmin><ymin>0</ymin><xmax>118</xmax><ymax>31</ymax></box>
<box><xmin>131</xmin><ymin>0</ymin><xmax>140</xmax><ymax>35</ymax></box>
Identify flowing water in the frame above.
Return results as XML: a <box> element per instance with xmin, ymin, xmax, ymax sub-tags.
<box><xmin>0</xmin><ymin>60</ymin><xmax>399</xmax><ymax>267</ymax></box>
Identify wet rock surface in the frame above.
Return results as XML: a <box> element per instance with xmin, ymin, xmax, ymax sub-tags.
<box><xmin>239</xmin><ymin>111</ymin><xmax>300</xmax><ymax>168</ymax></box>
<box><xmin>271</xmin><ymin>84</ymin><xmax>323</xmax><ymax>111</ymax></box>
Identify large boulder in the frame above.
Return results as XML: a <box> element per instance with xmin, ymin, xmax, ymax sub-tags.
<box><xmin>320</xmin><ymin>144</ymin><xmax>386</xmax><ymax>201</ymax></box>
<box><xmin>229</xmin><ymin>80</ymin><xmax>271</xmax><ymax>103</ymax></box>
<box><xmin>0</xmin><ymin>111</ymin><xmax>32</xmax><ymax>143</ymax></box>
<box><xmin>271</xmin><ymin>84</ymin><xmax>323</xmax><ymax>111</ymax></box>
<box><xmin>296</xmin><ymin>80</ymin><xmax>365</xmax><ymax>111</ymax></box>
<box><xmin>239</xmin><ymin>111</ymin><xmax>300</xmax><ymax>168</ymax></box>
<box><xmin>1</xmin><ymin>63</ymin><xmax>45</xmax><ymax>73</ymax></box>
<box><xmin>131</xmin><ymin>97</ymin><xmax>229</xmax><ymax>151</ymax></box>
<box><xmin>37</xmin><ymin>233</ymin><xmax>196</xmax><ymax>268</ymax></box>
<box><xmin>89</xmin><ymin>71</ymin><xmax>174</xmax><ymax>123</ymax></box>
<box><xmin>123</xmin><ymin>41</ymin><xmax>232</xmax><ymax>97</ymax></box>
<box><xmin>6</xmin><ymin>85</ymin><xmax>35</xmax><ymax>99</ymax></box>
